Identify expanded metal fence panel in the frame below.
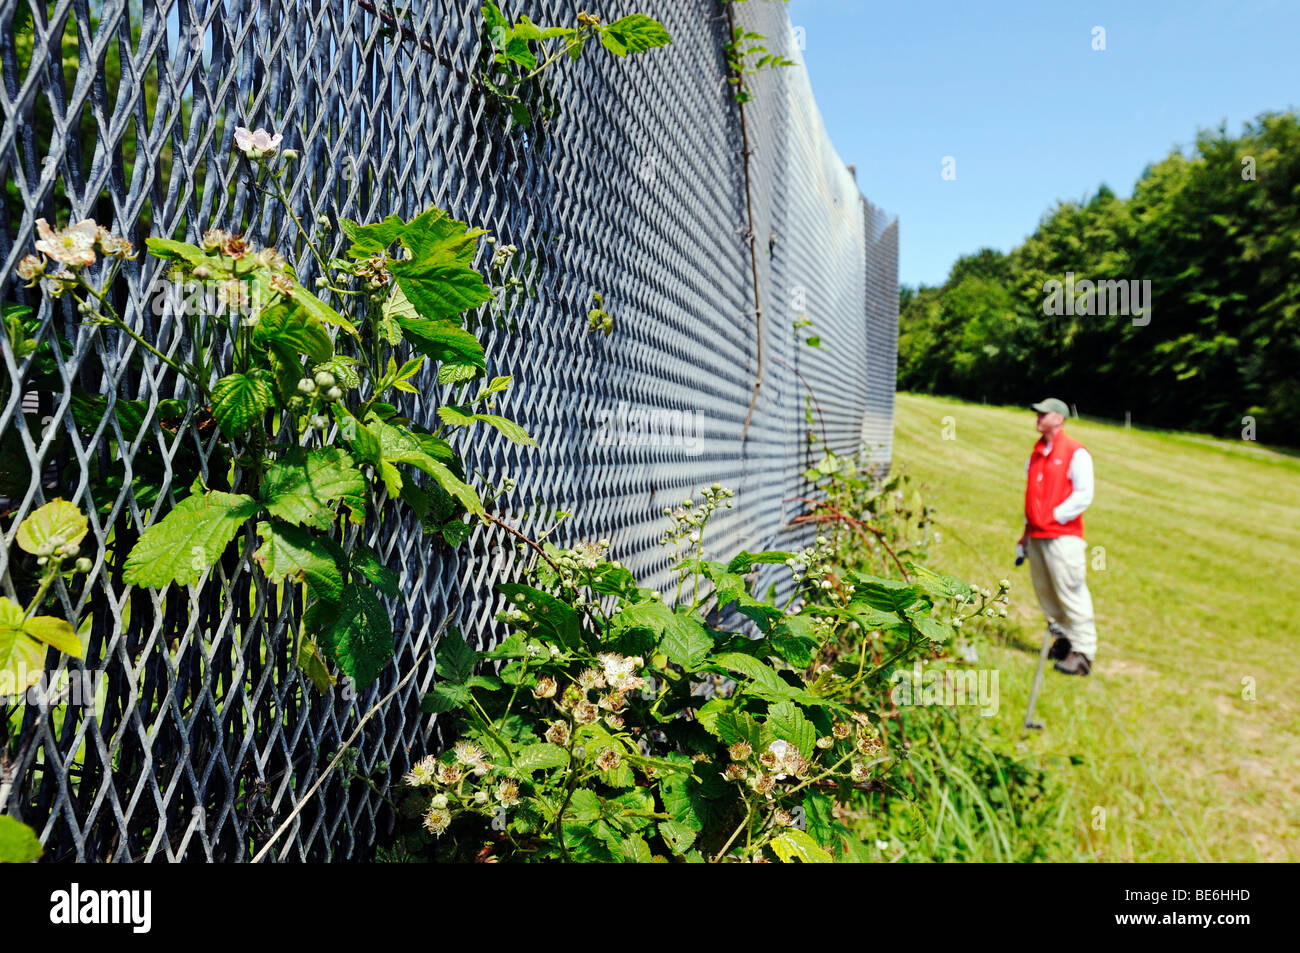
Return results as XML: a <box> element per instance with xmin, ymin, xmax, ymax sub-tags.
<box><xmin>0</xmin><ymin>0</ymin><xmax>897</xmax><ymax>861</ymax></box>
<box><xmin>861</xmin><ymin>198</ymin><xmax>899</xmax><ymax>465</ymax></box>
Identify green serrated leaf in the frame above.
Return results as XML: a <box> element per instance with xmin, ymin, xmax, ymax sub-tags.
<box><xmin>438</xmin><ymin>362</ymin><xmax>480</xmax><ymax>385</ymax></box>
<box><xmin>291</xmin><ymin>284</ymin><xmax>358</xmax><ymax>336</ymax></box>
<box><xmin>849</xmin><ymin>574</ymin><xmax>924</xmax><ymax>613</ymax></box>
<box><xmin>396</xmin><ymin>315</ymin><xmax>486</xmax><ymax>370</ymax></box>
<box><xmin>711</xmin><ymin>710</ymin><xmax>768</xmax><ymax>749</ymax></box>
<box><xmin>473</xmin><ymin>375</ymin><xmax>513</xmax><ymax>402</ymax></box>
<box><xmin>0</xmin><ymin>624</ymin><xmax>47</xmax><ymax>696</ymax></box>
<box><xmin>296</xmin><ymin>635</ymin><xmax>337</xmax><ymax>692</ymax></box>
<box><xmin>658</xmin><ymin>772</ymin><xmax>712</xmax><ymax>833</ymax></box>
<box><xmin>253</xmin><ymin>297</ymin><xmax>333</xmax><ymax>363</ymax></box>
<box><xmin>351</xmin><ymin>544</ymin><xmax>399</xmax><ymax>597</ymax></box>
<box><xmin>421</xmin><ymin>681</ymin><xmax>472</xmax><ymax>713</ymax></box>
<box><xmin>610</xmin><ymin>832</ymin><xmax>653</xmax><ymax>863</ymax></box>
<box><xmin>2</xmin><ymin>309</ymin><xmax>36</xmax><ymax>360</ymax></box>
<box><xmin>318</xmin><ymin>584</ymin><xmax>393</xmax><ymax>688</ymax></box>
<box><xmin>441</xmin><ymin>518</ymin><xmax>474</xmax><ymax>547</ymax></box>
<box><xmin>509</xmin><ymin>743</ymin><xmax>571</xmax><ymax>775</ymax></box>
<box><xmin>211</xmin><ymin>372</ymin><xmax>273</xmax><ymax>436</ymax></box>
<box><xmin>364</xmin><ymin>416</ymin><xmax>482</xmax><ymax>516</ymax></box>
<box><xmin>434</xmin><ymin>629</ymin><xmax>477</xmax><ymax>684</ymax></box>
<box><xmin>904</xmin><ymin>608</ymin><xmax>951</xmax><ymax>643</ymax></box>
<box><xmin>770</xmin><ymin>828</ymin><xmax>833</xmax><ymax>863</ymax></box>
<box><xmin>0</xmin><ymin>596</ymin><xmax>82</xmax><ymax>697</ymax></box>
<box><xmin>840</xmin><ymin>603</ymin><xmax>907</xmax><ymax>634</ymax></box>
<box><xmin>21</xmin><ymin>615</ymin><xmax>83</xmax><ymax>657</ymax></box>
<box><xmin>123</xmin><ymin>491</ymin><xmax>260</xmax><ymax>587</ymax></box>
<box><xmin>658</xmin><ymin>820</ymin><xmax>697</xmax><ymax>855</ymax></box>
<box><xmin>765</xmin><ymin>700</ymin><xmax>817</xmax><ymax>757</ymax></box>
<box><xmin>726</xmin><ymin>550</ymin><xmax>794</xmax><ymax>573</ymax></box>
<box><xmin>314</xmin><ymin>355</ymin><xmax>362</xmax><ymax>390</ymax></box>
<box><xmin>331</xmin><ymin>405</ymin><xmax>383</xmax><ymax>467</ymax></box>
<box><xmin>616</xmin><ymin>602</ymin><xmax>712</xmax><ymax>671</ymax></box>
<box><xmin>254</xmin><ymin>520</ymin><xmax>346</xmax><ymax>603</ymax></box>
<box><xmin>498</xmin><ymin>584</ymin><xmax>582</xmax><ymax>649</ymax></box>
<box><xmin>436</xmin><ymin>405</ymin><xmax>475</xmax><ymax>428</ymax></box>
<box><xmin>712</xmin><ymin>652</ymin><xmax>798</xmax><ymax>699</ymax></box>
<box><xmin>386</xmin><ymin>208</ymin><xmax>494</xmax><ymax>323</ymax></box>
<box><xmin>338</xmin><ymin>214</ymin><xmax>405</xmax><ymax>258</ymax></box>
<box><xmin>262</xmin><ymin>447</ymin><xmax>367</xmax><ymax>528</ymax></box>
<box><xmin>481</xmin><ymin>0</ymin><xmax>511</xmax><ymax>46</ymax></box>
<box><xmin>566</xmin><ymin>789</ymin><xmax>604</xmax><ymax>824</ymax></box>
<box><xmin>15</xmin><ymin>499</ymin><xmax>88</xmax><ymax>555</ymax></box>
<box><xmin>470</xmin><ymin>413</ymin><xmax>535</xmax><ymax>446</ymax></box>
<box><xmin>143</xmin><ymin>237</ymin><xmax>209</xmax><ymax>267</ymax></box>
<box><xmin>600</xmin><ymin>14</ymin><xmax>672</xmax><ymax>57</ymax></box>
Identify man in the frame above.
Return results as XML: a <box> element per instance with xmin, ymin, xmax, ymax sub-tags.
<box><xmin>1017</xmin><ymin>398</ymin><xmax>1097</xmax><ymax>675</ymax></box>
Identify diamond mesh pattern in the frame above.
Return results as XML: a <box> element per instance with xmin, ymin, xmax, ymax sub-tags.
<box><xmin>0</xmin><ymin>0</ymin><xmax>897</xmax><ymax>861</ymax></box>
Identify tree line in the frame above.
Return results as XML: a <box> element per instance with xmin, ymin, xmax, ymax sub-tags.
<box><xmin>899</xmin><ymin>111</ymin><xmax>1300</xmax><ymax>447</ymax></box>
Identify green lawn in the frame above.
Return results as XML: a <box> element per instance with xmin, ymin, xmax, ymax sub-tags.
<box><xmin>893</xmin><ymin>392</ymin><xmax>1300</xmax><ymax>862</ymax></box>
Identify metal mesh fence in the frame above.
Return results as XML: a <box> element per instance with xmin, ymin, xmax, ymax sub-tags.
<box><xmin>0</xmin><ymin>0</ymin><xmax>898</xmax><ymax>861</ymax></box>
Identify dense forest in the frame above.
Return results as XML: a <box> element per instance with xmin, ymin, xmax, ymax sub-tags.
<box><xmin>899</xmin><ymin>111</ymin><xmax>1300</xmax><ymax>447</ymax></box>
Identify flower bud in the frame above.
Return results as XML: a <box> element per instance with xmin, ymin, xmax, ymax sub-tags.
<box><xmin>314</xmin><ymin>371</ymin><xmax>336</xmax><ymax>388</ymax></box>
<box><xmin>74</xmin><ymin>557</ymin><xmax>93</xmax><ymax>573</ymax></box>
<box><xmin>297</xmin><ymin>378</ymin><xmax>316</xmax><ymax>395</ymax></box>
<box><xmin>326</xmin><ymin>386</ymin><xmax>343</xmax><ymax>401</ymax></box>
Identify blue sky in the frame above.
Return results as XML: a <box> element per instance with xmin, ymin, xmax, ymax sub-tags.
<box><xmin>785</xmin><ymin>0</ymin><xmax>1300</xmax><ymax>287</ymax></box>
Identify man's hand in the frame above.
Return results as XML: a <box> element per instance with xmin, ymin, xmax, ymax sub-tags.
<box><xmin>1017</xmin><ymin>530</ymin><xmax>1028</xmax><ymax>550</ymax></box>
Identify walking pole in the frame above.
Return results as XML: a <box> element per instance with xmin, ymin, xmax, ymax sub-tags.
<box><xmin>1023</xmin><ymin>625</ymin><xmax>1053</xmax><ymax>731</ymax></box>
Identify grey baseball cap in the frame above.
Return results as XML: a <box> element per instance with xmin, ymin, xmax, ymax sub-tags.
<box><xmin>1032</xmin><ymin>398</ymin><xmax>1069</xmax><ymax>417</ymax></box>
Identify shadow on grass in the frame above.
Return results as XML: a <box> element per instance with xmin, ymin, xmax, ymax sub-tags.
<box><xmin>992</xmin><ymin>619</ymin><xmax>1042</xmax><ymax>655</ymax></box>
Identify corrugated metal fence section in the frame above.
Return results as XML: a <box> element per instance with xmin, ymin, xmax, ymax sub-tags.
<box><xmin>0</xmin><ymin>0</ymin><xmax>897</xmax><ymax>860</ymax></box>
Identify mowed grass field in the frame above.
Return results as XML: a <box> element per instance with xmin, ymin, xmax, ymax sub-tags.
<box><xmin>893</xmin><ymin>392</ymin><xmax>1300</xmax><ymax>862</ymax></box>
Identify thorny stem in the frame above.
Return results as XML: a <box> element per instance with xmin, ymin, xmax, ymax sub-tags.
<box><xmin>268</xmin><ymin>171</ymin><xmax>331</xmax><ymax>274</ymax></box>
<box><xmin>550</xmin><ymin>723</ymin><xmax>583</xmax><ymax>861</ymax></box>
<box><xmin>728</xmin><ymin>0</ymin><xmax>764</xmax><ymax>445</ymax></box>
<box><xmin>498</xmin><ymin>652</ymin><xmax>529</xmax><ymax>728</ymax></box>
<box><xmin>713</xmin><ymin>807</ymin><xmax>751</xmax><ymax>862</ymax></box>
<box><xmin>23</xmin><ymin>565</ymin><xmax>60</xmax><ymax>619</ymax></box>
<box><xmin>77</xmin><ymin>279</ymin><xmax>206</xmax><ymax>394</ymax></box>
<box><xmin>465</xmin><ymin>691</ymin><xmax>512</xmax><ymax>764</ymax></box>
<box><xmin>771</xmin><ymin>353</ymin><xmax>828</xmax><ymax>448</ymax></box>
<box><xmin>522</xmin><ymin>28</ymin><xmax>594</xmax><ymax>82</ymax></box>
<box><xmin>788</xmin><ymin>499</ymin><xmax>911</xmax><ymax>581</ymax></box>
<box><xmin>482</xmin><ymin>511</ymin><xmax>604</xmax><ymax>634</ymax></box>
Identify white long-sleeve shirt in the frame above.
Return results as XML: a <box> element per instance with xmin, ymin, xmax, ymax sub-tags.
<box><xmin>1025</xmin><ymin>442</ymin><xmax>1094</xmax><ymax>525</ymax></box>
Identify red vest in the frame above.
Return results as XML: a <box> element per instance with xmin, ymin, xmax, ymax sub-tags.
<box><xmin>1025</xmin><ymin>430</ymin><xmax>1086</xmax><ymax>538</ymax></box>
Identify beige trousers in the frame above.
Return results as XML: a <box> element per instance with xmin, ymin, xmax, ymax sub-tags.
<box><xmin>1027</xmin><ymin>535</ymin><xmax>1097</xmax><ymax>659</ymax></box>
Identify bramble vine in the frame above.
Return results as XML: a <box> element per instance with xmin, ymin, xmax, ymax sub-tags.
<box><xmin>0</xmin><ymin>501</ymin><xmax>91</xmax><ymax>698</ymax></box>
<box><xmin>720</xmin><ymin>8</ymin><xmax>796</xmax><ymax>105</ymax></box>
<box><xmin>11</xmin><ymin>131</ymin><xmax>541</xmax><ymax>692</ymax></box>
<box><xmin>477</xmin><ymin>3</ymin><xmax>671</xmax><ymax>128</ymax></box>
<box><xmin>381</xmin><ymin>454</ymin><xmax>1014</xmax><ymax>862</ymax></box>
